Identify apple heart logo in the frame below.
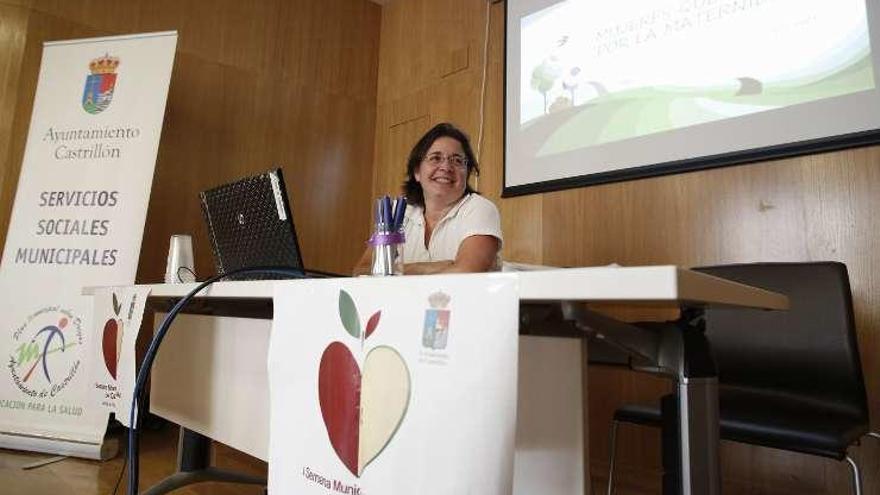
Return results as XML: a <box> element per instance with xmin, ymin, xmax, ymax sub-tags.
<box><xmin>101</xmin><ymin>292</ymin><xmax>124</xmax><ymax>379</ymax></box>
<box><xmin>317</xmin><ymin>290</ymin><xmax>411</xmax><ymax>477</ymax></box>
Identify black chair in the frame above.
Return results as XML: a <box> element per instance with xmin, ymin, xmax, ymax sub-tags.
<box><xmin>606</xmin><ymin>262</ymin><xmax>878</xmax><ymax>494</ymax></box>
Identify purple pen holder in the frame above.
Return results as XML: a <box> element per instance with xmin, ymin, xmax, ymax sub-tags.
<box><xmin>368</xmin><ymin>231</ymin><xmax>405</xmax><ymax>246</ymax></box>
<box><xmin>370</xmin><ymin>195</ymin><xmax>406</xmax><ymax>276</ymax></box>
<box><xmin>369</xmin><ymin>230</ymin><xmax>404</xmax><ymax>276</ymax></box>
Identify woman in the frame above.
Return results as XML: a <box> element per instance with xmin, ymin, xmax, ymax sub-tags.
<box><xmin>354</xmin><ymin>123</ymin><xmax>501</xmax><ymax>275</ymax></box>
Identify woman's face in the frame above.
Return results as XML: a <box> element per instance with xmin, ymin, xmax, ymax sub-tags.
<box><xmin>414</xmin><ymin>136</ymin><xmax>468</xmax><ymax>205</ymax></box>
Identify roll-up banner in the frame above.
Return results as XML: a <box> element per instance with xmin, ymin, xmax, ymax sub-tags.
<box><xmin>0</xmin><ymin>31</ymin><xmax>177</xmax><ymax>459</ymax></box>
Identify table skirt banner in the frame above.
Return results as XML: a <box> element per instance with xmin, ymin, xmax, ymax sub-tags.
<box><xmin>87</xmin><ymin>286</ymin><xmax>150</xmax><ymax>426</ymax></box>
<box><xmin>0</xmin><ymin>31</ymin><xmax>176</xmax><ymax>453</ymax></box>
<box><xmin>269</xmin><ymin>273</ymin><xmax>519</xmax><ymax>494</ymax></box>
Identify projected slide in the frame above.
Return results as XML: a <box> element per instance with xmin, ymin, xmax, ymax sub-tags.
<box><xmin>520</xmin><ymin>0</ymin><xmax>875</xmax><ymax>158</ymax></box>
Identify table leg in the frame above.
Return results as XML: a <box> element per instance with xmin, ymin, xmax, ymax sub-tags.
<box><xmin>524</xmin><ymin>302</ymin><xmax>722</xmax><ymax>495</ymax></box>
<box><xmin>141</xmin><ymin>428</ymin><xmax>266</xmax><ymax>495</ymax></box>
<box><xmin>663</xmin><ymin>310</ymin><xmax>721</xmax><ymax>495</ymax></box>
<box><xmin>661</xmin><ymin>394</ymin><xmax>681</xmax><ymax>494</ymax></box>
<box><xmin>674</xmin><ymin>376</ymin><xmax>720</xmax><ymax>495</ymax></box>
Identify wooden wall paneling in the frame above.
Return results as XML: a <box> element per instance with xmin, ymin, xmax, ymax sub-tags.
<box><xmin>385</xmin><ymin>87</ymin><xmax>431</xmax><ymax>127</ymax></box>
<box><xmin>134</xmin><ymin>2</ymin><xmax>380</xmax><ymax>279</ymax></box>
<box><xmin>541</xmin><ymin>172</ymin><xmax>730</xmax><ymax>269</ymax></box>
<box><xmin>30</xmin><ymin>0</ymin><xmax>142</xmax><ymax>34</ymax></box>
<box><xmin>29</xmin><ymin>0</ymin><xmax>282</xmax><ymax>75</ymax></box>
<box><xmin>135</xmin><ymin>0</ymin><xmax>283</xmax><ymax>75</ymax></box>
<box><xmin>273</xmin><ymin>0</ymin><xmax>381</xmax><ymax>97</ymax></box>
<box><xmin>474</xmin><ymin>0</ymin><xmax>503</xmax><ymax>198</ymax></box>
<box><xmin>136</xmin><ymin>53</ymin><xmax>258</xmax><ymax>282</ymax></box>
<box><xmin>372</xmin><ymin>83</ymin><xmax>431</xmax><ymax>199</ymax></box>
<box><xmin>700</xmin><ymin>159</ymin><xmax>811</xmax><ymax>264</ymax></box>
<box><xmin>271</xmin><ymin>0</ymin><xmax>381</xmax><ymax>274</ymax></box>
<box><xmin>375</xmin><ymin>0</ymin><xmax>431</xmax><ymax>105</ymax></box>
<box><xmin>425</xmin><ymin>75</ymin><xmax>480</xmax><ymax>132</ymax></box>
<box><xmin>720</xmin><ymin>441</ymin><xmax>839</xmax><ymax>495</ymax></box>
<box><xmin>270</xmin><ymin>81</ymin><xmax>378</xmax><ymax>274</ymax></box>
<box><xmin>499</xmin><ymin>194</ymin><xmax>543</xmax><ymax>263</ymax></box>
<box><xmin>0</xmin><ymin>0</ymin><xmax>34</xmax><ymax>7</ymax></box>
<box><xmin>540</xmin><ymin>151</ymin><xmax>860</xmax><ymax>270</ymax></box>
<box><xmin>372</xmin><ymin>110</ymin><xmax>429</xmax><ymax>200</ymax></box>
<box><xmin>376</xmin><ymin>0</ymin><xmax>490</xmax><ymax>106</ymax></box>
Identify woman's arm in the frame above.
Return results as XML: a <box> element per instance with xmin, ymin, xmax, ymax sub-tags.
<box><xmin>403</xmin><ymin>235</ymin><xmax>499</xmax><ymax>274</ymax></box>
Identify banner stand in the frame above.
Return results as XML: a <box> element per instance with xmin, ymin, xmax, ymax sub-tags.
<box><xmin>0</xmin><ymin>431</ymin><xmax>118</xmax><ymax>460</ymax></box>
<box><xmin>0</xmin><ymin>31</ymin><xmax>177</xmax><ymax>459</ymax></box>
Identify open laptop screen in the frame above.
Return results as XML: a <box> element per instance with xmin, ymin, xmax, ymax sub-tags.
<box><xmin>199</xmin><ymin>168</ymin><xmax>305</xmax><ymax>280</ymax></box>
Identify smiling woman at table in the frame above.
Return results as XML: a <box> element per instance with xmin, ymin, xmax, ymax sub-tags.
<box><xmin>353</xmin><ymin>123</ymin><xmax>502</xmax><ymax>275</ymax></box>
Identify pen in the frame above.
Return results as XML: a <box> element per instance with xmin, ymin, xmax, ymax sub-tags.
<box><xmin>382</xmin><ymin>195</ymin><xmax>393</xmax><ymax>230</ymax></box>
<box><xmin>375</xmin><ymin>197</ymin><xmax>383</xmax><ymax>228</ymax></box>
<box><xmin>392</xmin><ymin>196</ymin><xmax>406</xmax><ymax>231</ymax></box>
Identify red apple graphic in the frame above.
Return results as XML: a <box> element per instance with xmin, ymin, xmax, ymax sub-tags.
<box><xmin>101</xmin><ymin>293</ymin><xmax>124</xmax><ymax>379</ymax></box>
<box><xmin>318</xmin><ymin>342</ymin><xmax>410</xmax><ymax>477</ymax></box>
<box><xmin>321</xmin><ymin>290</ymin><xmax>410</xmax><ymax>477</ymax></box>
<box><xmin>318</xmin><ymin>342</ymin><xmax>361</xmax><ymax>476</ymax></box>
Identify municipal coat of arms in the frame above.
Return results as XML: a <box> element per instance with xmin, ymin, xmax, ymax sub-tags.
<box><xmin>422</xmin><ymin>291</ymin><xmax>451</xmax><ymax>350</ymax></box>
<box><xmin>82</xmin><ymin>53</ymin><xmax>119</xmax><ymax>114</ymax></box>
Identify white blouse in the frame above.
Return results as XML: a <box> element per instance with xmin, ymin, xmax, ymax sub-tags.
<box><xmin>402</xmin><ymin>193</ymin><xmax>503</xmax><ymax>269</ymax></box>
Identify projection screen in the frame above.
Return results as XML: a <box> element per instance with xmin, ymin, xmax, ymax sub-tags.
<box><xmin>504</xmin><ymin>0</ymin><xmax>880</xmax><ymax>195</ymax></box>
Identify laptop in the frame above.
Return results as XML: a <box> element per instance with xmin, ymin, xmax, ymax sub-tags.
<box><xmin>199</xmin><ymin>168</ymin><xmax>306</xmax><ymax>280</ymax></box>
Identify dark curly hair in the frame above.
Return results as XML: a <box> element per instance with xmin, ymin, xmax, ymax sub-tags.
<box><xmin>402</xmin><ymin>122</ymin><xmax>480</xmax><ymax>207</ymax></box>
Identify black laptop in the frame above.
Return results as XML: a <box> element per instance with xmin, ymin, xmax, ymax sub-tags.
<box><xmin>199</xmin><ymin>168</ymin><xmax>306</xmax><ymax>280</ymax></box>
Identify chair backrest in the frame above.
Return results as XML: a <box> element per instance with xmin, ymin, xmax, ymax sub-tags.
<box><xmin>694</xmin><ymin>262</ymin><xmax>868</xmax><ymax>420</ymax></box>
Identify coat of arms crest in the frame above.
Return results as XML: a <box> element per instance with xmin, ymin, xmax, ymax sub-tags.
<box><xmin>82</xmin><ymin>53</ymin><xmax>119</xmax><ymax>114</ymax></box>
<box><xmin>422</xmin><ymin>291</ymin><xmax>451</xmax><ymax>350</ymax></box>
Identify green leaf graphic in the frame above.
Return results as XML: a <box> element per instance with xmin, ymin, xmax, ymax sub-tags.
<box><xmin>338</xmin><ymin>290</ymin><xmax>361</xmax><ymax>339</ymax></box>
<box><xmin>112</xmin><ymin>293</ymin><xmax>121</xmax><ymax>316</ymax></box>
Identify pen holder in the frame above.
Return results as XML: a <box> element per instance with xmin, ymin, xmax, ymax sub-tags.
<box><xmin>370</xmin><ymin>230</ymin><xmax>404</xmax><ymax>276</ymax></box>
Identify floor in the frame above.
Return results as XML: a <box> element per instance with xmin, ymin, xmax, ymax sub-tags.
<box><xmin>0</xmin><ymin>420</ymin><xmax>267</xmax><ymax>495</ymax></box>
<box><xmin>0</xmin><ymin>419</ymin><xmax>637</xmax><ymax>495</ymax></box>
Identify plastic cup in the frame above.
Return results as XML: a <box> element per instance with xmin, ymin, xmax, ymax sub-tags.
<box><xmin>165</xmin><ymin>234</ymin><xmax>196</xmax><ymax>283</ymax></box>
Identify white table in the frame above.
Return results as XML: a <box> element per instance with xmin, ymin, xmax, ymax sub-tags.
<box><xmin>92</xmin><ymin>266</ymin><xmax>786</xmax><ymax>495</ymax></box>
<box><xmin>130</xmin><ymin>265</ymin><xmax>786</xmax><ymax>306</ymax></box>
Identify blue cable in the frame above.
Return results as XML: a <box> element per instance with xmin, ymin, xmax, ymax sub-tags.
<box><xmin>126</xmin><ymin>266</ymin><xmax>306</xmax><ymax>495</ymax></box>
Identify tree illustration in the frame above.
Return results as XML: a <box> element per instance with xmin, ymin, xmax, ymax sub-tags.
<box><xmin>531</xmin><ymin>58</ymin><xmax>562</xmax><ymax>114</ymax></box>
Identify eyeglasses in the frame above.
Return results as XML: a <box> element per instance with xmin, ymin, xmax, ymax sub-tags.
<box><xmin>423</xmin><ymin>152</ymin><xmax>468</xmax><ymax>169</ymax></box>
